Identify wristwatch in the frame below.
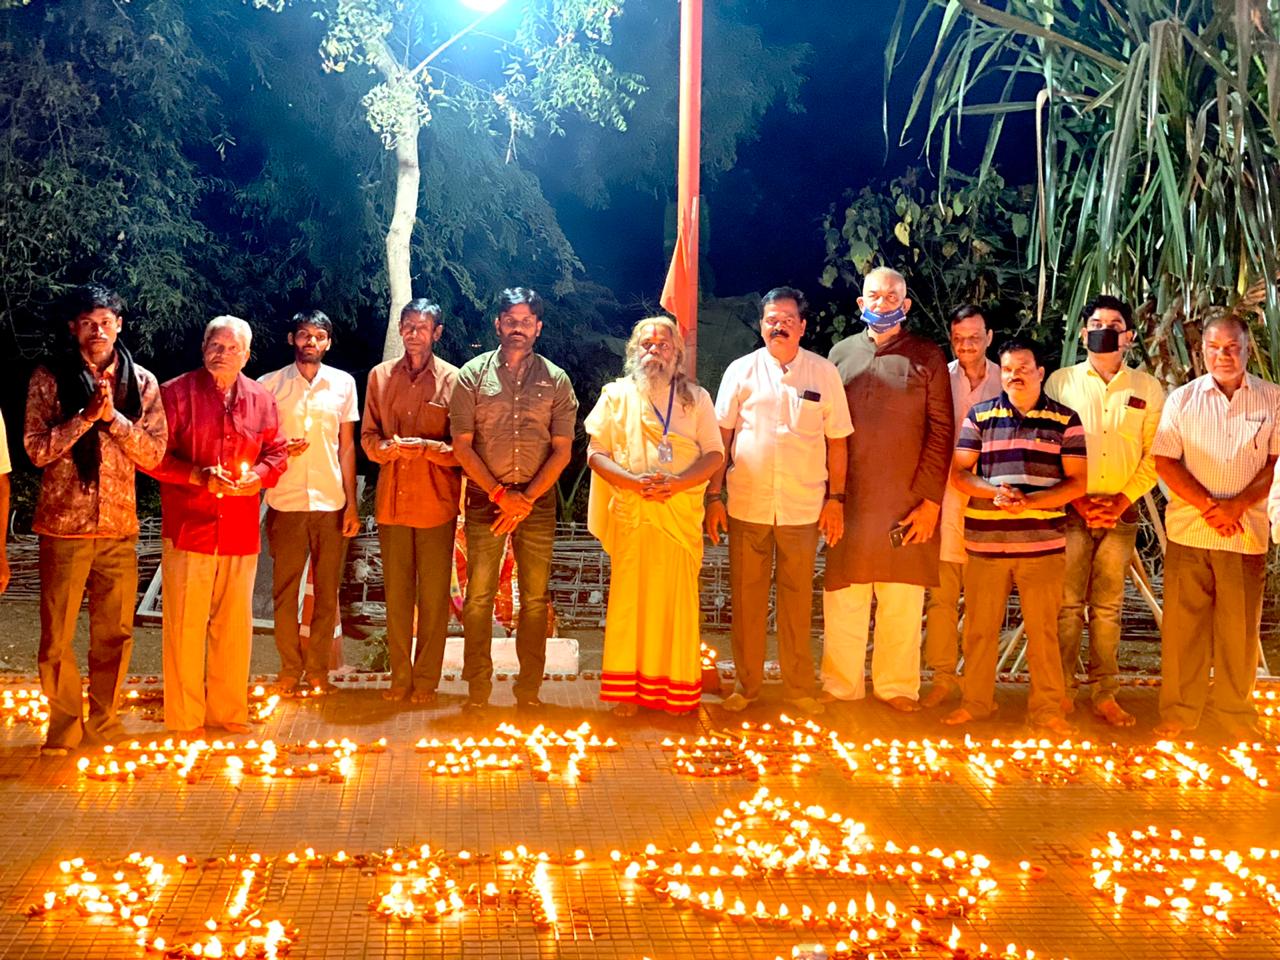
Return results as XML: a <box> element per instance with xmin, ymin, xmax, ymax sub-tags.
<box><xmin>826</xmin><ymin>492</ymin><xmax>846</xmax><ymax>503</ymax></box>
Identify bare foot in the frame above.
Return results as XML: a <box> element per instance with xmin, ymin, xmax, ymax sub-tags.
<box><xmin>1060</xmin><ymin>696</ymin><xmax>1076</xmax><ymax>715</ymax></box>
<box><xmin>942</xmin><ymin>708</ymin><xmax>974</xmax><ymax>726</ymax></box>
<box><xmin>920</xmin><ymin>684</ymin><xmax>956</xmax><ymax>709</ymax></box>
<box><xmin>1031</xmin><ymin>715</ymin><xmax>1078</xmax><ymax>738</ymax></box>
<box><xmin>882</xmin><ymin>695</ymin><xmax>921</xmax><ymax>713</ymax></box>
<box><xmin>1152</xmin><ymin>720</ymin><xmax>1185</xmax><ymax>739</ymax></box>
<box><xmin>381</xmin><ymin>687</ymin><xmax>410</xmax><ymax>702</ymax></box>
<box><xmin>611</xmin><ymin>702</ymin><xmax>639</xmax><ymax>717</ymax></box>
<box><xmin>1094</xmin><ymin>699</ymin><xmax>1136</xmax><ymax>728</ymax></box>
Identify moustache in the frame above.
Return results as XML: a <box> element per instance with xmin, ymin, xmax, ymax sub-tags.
<box><xmin>767</xmin><ymin>329</ymin><xmax>791</xmax><ymax>340</ymax></box>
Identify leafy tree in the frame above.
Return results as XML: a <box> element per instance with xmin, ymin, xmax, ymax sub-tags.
<box><xmin>0</xmin><ymin>0</ymin><xmax>221</xmax><ymax>355</ymax></box>
<box><xmin>253</xmin><ymin>0</ymin><xmax>645</xmax><ymax>359</ymax></box>
<box><xmin>889</xmin><ymin>0</ymin><xmax>1280</xmax><ymax>382</ymax></box>
<box><xmin>820</xmin><ymin>167</ymin><xmax>1037</xmax><ymax>343</ymax></box>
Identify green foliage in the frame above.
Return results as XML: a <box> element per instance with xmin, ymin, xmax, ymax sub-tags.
<box><xmin>820</xmin><ymin>168</ymin><xmax>1037</xmax><ymax>342</ymax></box>
<box><xmin>0</xmin><ymin>0</ymin><xmax>220</xmax><ymax>355</ymax></box>
<box><xmin>891</xmin><ymin>0</ymin><xmax>1280</xmax><ymax>383</ymax></box>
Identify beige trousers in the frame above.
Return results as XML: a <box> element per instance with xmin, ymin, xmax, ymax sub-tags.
<box><xmin>161</xmin><ymin>539</ymin><xmax>257</xmax><ymax>731</ymax></box>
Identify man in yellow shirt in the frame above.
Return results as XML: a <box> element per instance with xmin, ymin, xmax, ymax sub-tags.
<box><xmin>1044</xmin><ymin>296</ymin><xmax>1165</xmax><ymax>726</ymax></box>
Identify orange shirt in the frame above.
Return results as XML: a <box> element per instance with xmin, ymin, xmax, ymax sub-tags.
<box><xmin>361</xmin><ymin>355</ymin><xmax>462</xmax><ymax>529</ymax></box>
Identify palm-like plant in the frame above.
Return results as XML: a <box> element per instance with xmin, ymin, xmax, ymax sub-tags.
<box><xmin>890</xmin><ymin>0</ymin><xmax>1280</xmax><ymax>381</ymax></box>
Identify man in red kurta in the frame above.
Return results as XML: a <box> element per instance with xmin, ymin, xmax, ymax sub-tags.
<box><xmin>146</xmin><ymin>316</ymin><xmax>288</xmax><ymax>735</ymax></box>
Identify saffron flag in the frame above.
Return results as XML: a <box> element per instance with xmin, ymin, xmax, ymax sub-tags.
<box><xmin>660</xmin><ymin>0</ymin><xmax>703</xmax><ymax>373</ymax></box>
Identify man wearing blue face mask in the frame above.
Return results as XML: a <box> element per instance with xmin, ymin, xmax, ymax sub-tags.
<box><xmin>822</xmin><ymin>267</ymin><xmax>953</xmax><ymax>711</ymax></box>
<box><xmin>1044</xmin><ymin>296</ymin><xmax>1165</xmax><ymax>727</ymax></box>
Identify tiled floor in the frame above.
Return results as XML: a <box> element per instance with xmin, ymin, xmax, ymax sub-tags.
<box><xmin>0</xmin><ymin>675</ymin><xmax>1277</xmax><ymax>959</ymax></box>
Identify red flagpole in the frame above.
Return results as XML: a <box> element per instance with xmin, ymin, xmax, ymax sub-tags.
<box><xmin>660</xmin><ymin>0</ymin><xmax>702</xmax><ymax>378</ymax></box>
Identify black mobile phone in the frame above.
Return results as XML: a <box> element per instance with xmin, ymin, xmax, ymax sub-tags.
<box><xmin>889</xmin><ymin>523</ymin><xmax>909</xmax><ymax>549</ymax></box>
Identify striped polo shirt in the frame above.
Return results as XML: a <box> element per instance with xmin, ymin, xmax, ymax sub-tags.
<box><xmin>956</xmin><ymin>391</ymin><xmax>1087</xmax><ymax>557</ymax></box>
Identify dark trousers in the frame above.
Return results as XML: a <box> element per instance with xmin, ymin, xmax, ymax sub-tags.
<box><xmin>462</xmin><ymin>489</ymin><xmax>556</xmax><ymax>703</ymax></box>
<box><xmin>267</xmin><ymin>508</ymin><xmax>347</xmax><ymax>683</ymax></box>
<box><xmin>38</xmin><ymin>535</ymin><xmax>137</xmax><ymax>748</ymax></box>
<box><xmin>1159</xmin><ymin>542</ymin><xmax>1264</xmax><ymax>728</ymax></box>
<box><xmin>378</xmin><ymin>520</ymin><xmax>455</xmax><ymax>693</ymax></box>
<box><xmin>727</xmin><ymin>517</ymin><xmax>820</xmax><ymax>700</ymax></box>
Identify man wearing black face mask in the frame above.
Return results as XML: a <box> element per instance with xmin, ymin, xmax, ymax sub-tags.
<box><xmin>1044</xmin><ymin>295</ymin><xmax>1165</xmax><ymax>726</ymax></box>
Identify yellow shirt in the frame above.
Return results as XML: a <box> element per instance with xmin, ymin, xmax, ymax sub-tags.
<box><xmin>1044</xmin><ymin>359</ymin><xmax>1166</xmax><ymax>505</ymax></box>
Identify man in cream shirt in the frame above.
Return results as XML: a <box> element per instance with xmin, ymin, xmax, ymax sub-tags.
<box><xmin>1045</xmin><ymin>295</ymin><xmax>1164</xmax><ymax>726</ymax></box>
<box><xmin>705</xmin><ymin>287</ymin><xmax>852</xmax><ymax>715</ymax></box>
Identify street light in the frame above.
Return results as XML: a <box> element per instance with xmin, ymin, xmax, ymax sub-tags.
<box><xmin>409</xmin><ymin>0</ymin><xmax>512</xmax><ymax>79</ymax></box>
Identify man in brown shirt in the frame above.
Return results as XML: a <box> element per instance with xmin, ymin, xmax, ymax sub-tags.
<box><xmin>362</xmin><ymin>299</ymin><xmax>462</xmax><ymax>704</ymax></box>
<box><xmin>24</xmin><ymin>285</ymin><xmax>167</xmax><ymax>753</ymax></box>
<box><xmin>450</xmin><ymin>287</ymin><xmax>577</xmax><ymax>710</ymax></box>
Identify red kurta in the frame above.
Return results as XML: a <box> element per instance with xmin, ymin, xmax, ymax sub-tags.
<box><xmin>146</xmin><ymin>369</ymin><xmax>288</xmax><ymax>555</ymax></box>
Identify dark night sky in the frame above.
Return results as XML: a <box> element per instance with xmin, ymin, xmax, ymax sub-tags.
<box><xmin>552</xmin><ymin>0</ymin><xmax>1038</xmax><ymax>306</ymax></box>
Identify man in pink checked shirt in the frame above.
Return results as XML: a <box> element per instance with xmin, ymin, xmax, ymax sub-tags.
<box><xmin>145</xmin><ymin>316</ymin><xmax>288</xmax><ymax>737</ymax></box>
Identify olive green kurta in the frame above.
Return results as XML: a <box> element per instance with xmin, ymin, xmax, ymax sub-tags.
<box><xmin>825</xmin><ymin>328</ymin><xmax>953</xmax><ymax>589</ymax></box>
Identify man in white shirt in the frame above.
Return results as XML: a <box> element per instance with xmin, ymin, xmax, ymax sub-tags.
<box><xmin>921</xmin><ymin>304</ymin><xmax>1001</xmax><ymax>709</ymax></box>
<box><xmin>1045</xmin><ymin>295</ymin><xmax>1165</xmax><ymax>726</ymax></box>
<box><xmin>258</xmin><ymin>310</ymin><xmax>361</xmax><ymax>695</ymax></box>
<box><xmin>706</xmin><ymin>287</ymin><xmax>853</xmax><ymax>715</ymax></box>
<box><xmin>1153</xmin><ymin>315</ymin><xmax>1280</xmax><ymax>739</ymax></box>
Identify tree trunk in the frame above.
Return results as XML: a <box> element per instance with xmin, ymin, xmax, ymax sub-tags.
<box><xmin>382</xmin><ymin>113</ymin><xmax>421</xmax><ymax>362</ymax></box>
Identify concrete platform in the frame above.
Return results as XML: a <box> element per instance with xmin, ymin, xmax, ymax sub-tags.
<box><xmin>0</xmin><ymin>676</ymin><xmax>1277</xmax><ymax>960</ymax></box>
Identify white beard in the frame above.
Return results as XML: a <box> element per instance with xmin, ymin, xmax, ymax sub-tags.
<box><xmin>632</xmin><ymin>363</ymin><xmax>673</xmax><ymax>397</ymax></box>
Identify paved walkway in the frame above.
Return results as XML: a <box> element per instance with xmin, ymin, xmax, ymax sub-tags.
<box><xmin>0</xmin><ymin>676</ymin><xmax>1278</xmax><ymax>960</ymax></box>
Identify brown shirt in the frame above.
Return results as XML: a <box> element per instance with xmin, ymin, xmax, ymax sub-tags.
<box><xmin>361</xmin><ymin>354</ymin><xmax>462</xmax><ymax>529</ymax></box>
<box><xmin>824</xmin><ymin>328</ymin><xmax>954</xmax><ymax>589</ymax></box>
<box><xmin>24</xmin><ymin>362</ymin><xmax>167</xmax><ymax>539</ymax></box>
<box><xmin>448</xmin><ymin>350</ymin><xmax>578</xmax><ymax>485</ymax></box>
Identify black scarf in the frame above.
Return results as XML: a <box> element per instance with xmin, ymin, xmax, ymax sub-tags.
<box><xmin>50</xmin><ymin>343</ymin><xmax>143</xmax><ymax>485</ymax></box>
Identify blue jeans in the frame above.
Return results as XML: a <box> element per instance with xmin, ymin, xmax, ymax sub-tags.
<box><xmin>461</xmin><ymin>488</ymin><xmax>557</xmax><ymax>702</ymax></box>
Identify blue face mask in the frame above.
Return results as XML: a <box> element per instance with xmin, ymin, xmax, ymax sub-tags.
<box><xmin>861</xmin><ymin>305</ymin><xmax>906</xmax><ymax>333</ymax></box>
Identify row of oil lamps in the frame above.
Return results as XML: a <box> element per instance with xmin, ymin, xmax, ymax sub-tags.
<box><xmin>75</xmin><ymin>723</ymin><xmax>620</xmax><ymax>784</ymax></box>
<box><xmin>659</xmin><ymin>715</ymin><xmax>1277</xmax><ymax>790</ymax></box>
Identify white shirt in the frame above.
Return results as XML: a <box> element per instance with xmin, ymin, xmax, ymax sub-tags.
<box><xmin>0</xmin><ymin>415</ymin><xmax>10</xmax><ymax>475</ymax></box>
<box><xmin>715</xmin><ymin>346</ymin><xmax>853</xmax><ymax>526</ymax></box>
<box><xmin>1152</xmin><ymin>373</ymin><xmax>1280</xmax><ymax>554</ymax></box>
<box><xmin>939</xmin><ymin>358</ymin><xmax>1002</xmax><ymax>564</ymax></box>
<box><xmin>257</xmin><ymin>362</ymin><xmax>360</xmax><ymax>512</ymax></box>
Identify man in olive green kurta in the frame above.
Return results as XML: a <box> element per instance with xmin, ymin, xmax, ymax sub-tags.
<box><xmin>822</xmin><ymin>267</ymin><xmax>953</xmax><ymax>710</ymax></box>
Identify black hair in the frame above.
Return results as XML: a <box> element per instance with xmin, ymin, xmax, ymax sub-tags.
<box><xmin>996</xmin><ymin>335</ymin><xmax>1043</xmax><ymax>367</ymax></box>
<box><xmin>291</xmin><ymin>309</ymin><xmax>333</xmax><ymax>337</ymax></box>
<box><xmin>1081</xmin><ymin>294</ymin><xmax>1134</xmax><ymax>331</ymax></box>
<box><xmin>400</xmin><ymin>298</ymin><xmax>442</xmax><ymax>324</ymax></box>
<box><xmin>761</xmin><ymin>286</ymin><xmax>808</xmax><ymax>319</ymax></box>
<box><xmin>948</xmin><ymin>303</ymin><xmax>987</xmax><ymax>329</ymax></box>
<box><xmin>63</xmin><ymin>283</ymin><xmax>124</xmax><ymax>324</ymax></box>
<box><xmin>496</xmin><ymin>287</ymin><xmax>543</xmax><ymax>321</ymax></box>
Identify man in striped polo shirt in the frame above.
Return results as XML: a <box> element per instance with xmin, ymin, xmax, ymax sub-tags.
<box><xmin>945</xmin><ymin>336</ymin><xmax>1087</xmax><ymax>735</ymax></box>
<box><xmin>1154</xmin><ymin>315</ymin><xmax>1280</xmax><ymax>740</ymax></box>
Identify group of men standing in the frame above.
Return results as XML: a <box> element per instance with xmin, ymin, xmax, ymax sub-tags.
<box><xmin>15</xmin><ymin>285</ymin><xmax>578</xmax><ymax>753</ymax></box>
<box><xmin>7</xmin><ymin>266</ymin><xmax>1277</xmax><ymax>751</ymax></box>
<box><xmin>702</xmin><ymin>268</ymin><xmax>1273</xmax><ymax>740</ymax></box>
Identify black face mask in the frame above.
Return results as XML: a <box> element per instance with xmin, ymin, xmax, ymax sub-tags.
<box><xmin>1086</xmin><ymin>327</ymin><xmax>1121</xmax><ymax>353</ymax></box>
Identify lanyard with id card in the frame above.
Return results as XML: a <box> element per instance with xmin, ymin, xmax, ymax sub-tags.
<box><xmin>652</xmin><ymin>379</ymin><xmax>676</xmax><ymax>466</ymax></box>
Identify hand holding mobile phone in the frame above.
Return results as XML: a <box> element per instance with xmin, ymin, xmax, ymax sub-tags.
<box><xmin>889</xmin><ymin>522</ymin><xmax>909</xmax><ymax>549</ymax></box>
